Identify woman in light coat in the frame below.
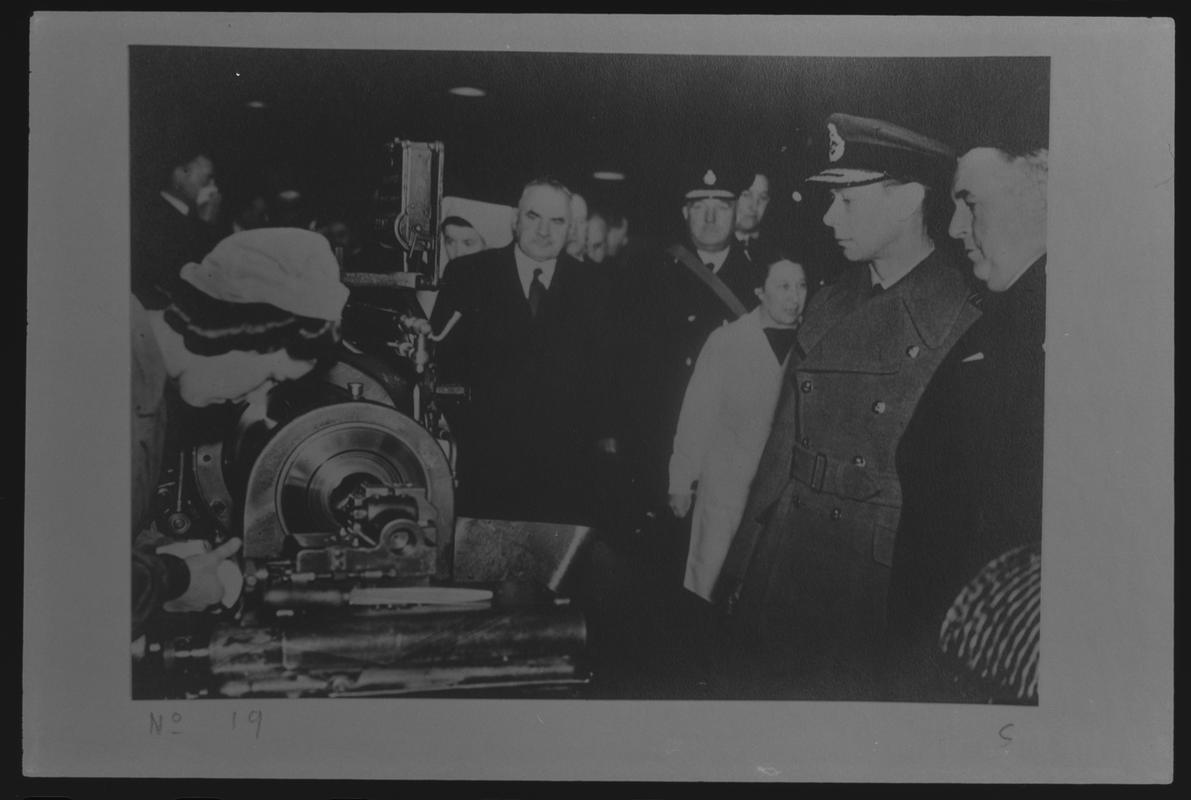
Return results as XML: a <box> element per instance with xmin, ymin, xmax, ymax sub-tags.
<box><xmin>668</xmin><ymin>256</ymin><xmax>808</xmax><ymax>601</ymax></box>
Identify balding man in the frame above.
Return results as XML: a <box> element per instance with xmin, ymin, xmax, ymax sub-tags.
<box><xmin>436</xmin><ymin>177</ymin><xmax>616</xmax><ymax>524</ymax></box>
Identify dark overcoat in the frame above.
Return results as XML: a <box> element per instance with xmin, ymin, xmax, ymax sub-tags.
<box><xmin>131</xmin><ymin>192</ymin><xmax>221</xmax><ymax>308</ymax></box>
<box><xmin>434</xmin><ymin>244</ymin><xmax>615</xmax><ymax>524</ymax></box>
<box><xmin>883</xmin><ymin>256</ymin><xmax>1046</xmax><ymax>696</ymax></box>
<box><xmin>617</xmin><ymin>240</ymin><xmax>762</xmax><ymax>506</ymax></box>
<box><xmin>714</xmin><ymin>247</ymin><xmax>981</xmax><ymax>698</ymax></box>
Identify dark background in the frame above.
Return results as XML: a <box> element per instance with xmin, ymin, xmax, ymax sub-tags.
<box><xmin>129</xmin><ymin>47</ymin><xmax>1048</xmax><ymax>250</ymax></box>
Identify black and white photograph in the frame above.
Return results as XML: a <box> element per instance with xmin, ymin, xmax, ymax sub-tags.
<box><xmin>125</xmin><ymin>45</ymin><xmax>1050</xmax><ymax>705</ymax></box>
<box><xmin>26</xmin><ymin>13</ymin><xmax>1172</xmax><ymax>783</ymax></box>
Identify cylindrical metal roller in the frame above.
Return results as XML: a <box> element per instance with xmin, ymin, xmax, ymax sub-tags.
<box><xmin>207</xmin><ymin>606</ymin><xmax>586</xmax><ymax>677</ymax></box>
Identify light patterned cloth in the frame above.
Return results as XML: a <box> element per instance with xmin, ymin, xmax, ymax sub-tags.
<box><xmin>938</xmin><ymin>543</ymin><xmax>1041</xmax><ymax>703</ymax></box>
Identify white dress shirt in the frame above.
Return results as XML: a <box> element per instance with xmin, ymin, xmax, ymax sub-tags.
<box><xmin>514</xmin><ymin>245</ymin><xmax>557</xmax><ymax>298</ymax></box>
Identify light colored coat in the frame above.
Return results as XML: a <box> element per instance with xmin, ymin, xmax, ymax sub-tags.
<box><xmin>669</xmin><ymin>307</ymin><xmax>789</xmax><ymax>600</ymax></box>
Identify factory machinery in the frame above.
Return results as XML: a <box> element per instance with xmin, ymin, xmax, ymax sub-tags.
<box><xmin>133</xmin><ymin>141</ymin><xmax>593</xmax><ymax>699</ymax></box>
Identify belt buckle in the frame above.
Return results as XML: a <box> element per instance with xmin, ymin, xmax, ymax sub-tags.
<box><xmin>810</xmin><ymin>452</ymin><xmax>827</xmax><ymax>492</ymax></box>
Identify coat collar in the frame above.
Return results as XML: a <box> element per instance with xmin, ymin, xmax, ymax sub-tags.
<box><xmin>894</xmin><ymin>248</ymin><xmax>978</xmax><ymax>348</ymax></box>
<box><xmin>797</xmin><ymin>247</ymin><xmax>974</xmax><ymax>357</ymax></box>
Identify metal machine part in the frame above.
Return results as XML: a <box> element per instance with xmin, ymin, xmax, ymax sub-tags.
<box><xmin>370</xmin><ymin>139</ymin><xmax>444</xmax><ymax>281</ymax></box>
<box><xmin>452</xmin><ymin>518</ymin><xmax>595</xmax><ymax>595</ymax></box>
<box><xmin>140</xmin><ymin>605</ymin><xmax>588</xmax><ymax>699</ymax></box>
<box><xmin>241</xmin><ymin>401</ymin><xmax>453</xmax><ymax>584</ymax></box>
<box><xmin>140</xmin><ymin>344</ymin><xmax>593</xmax><ymax>698</ymax></box>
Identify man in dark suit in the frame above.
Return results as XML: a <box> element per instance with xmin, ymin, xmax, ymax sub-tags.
<box><xmin>132</xmin><ymin>143</ymin><xmax>223</xmax><ymax>308</ymax></box>
<box><xmin>433</xmin><ymin>177</ymin><xmax>616</xmax><ymax>525</ymax></box>
<box><xmin>715</xmin><ymin>114</ymin><xmax>979</xmax><ymax>700</ymax></box>
<box><xmin>885</xmin><ymin>133</ymin><xmax>1048</xmax><ymax>701</ymax></box>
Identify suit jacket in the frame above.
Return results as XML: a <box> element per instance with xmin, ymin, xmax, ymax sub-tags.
<box><xmin>714</xmin><ymin>247</ymin><xmax>981</xmax><ymax>691</ymax></box>
<box><xmin>889</xmin><ymin>256</ymin><xmax>1046</xmax><ymax>639</ymax></box>
<box><xmin>435</xmin><ymin>244</ymin><xmax>615</xmax><ymax>522</ymax></box>
<box><xmin>131</xmin><ymin>192</ymin><xmax>221</xmax><ymax>308</ymax></box>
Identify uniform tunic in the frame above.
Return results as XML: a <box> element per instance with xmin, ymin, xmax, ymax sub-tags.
<box><xmin>715</xmin><ymin>248</ymin><xmax>981</xmax><ymax>698</ymax></box>
<box><xmin>620</xmin><ymin>240</ymin><xmax>761</xmax><ymax>508</ymax></box>
<box><xmin>668</xmin><ymin>308</ymin><xmax>790</xmax><ymax>600</ymax></box>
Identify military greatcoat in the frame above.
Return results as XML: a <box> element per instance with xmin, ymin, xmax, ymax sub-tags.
<box><xmin>714</xmin><ymin>247</ymin><xmax>980</xmax><ymax>698</ymax></box>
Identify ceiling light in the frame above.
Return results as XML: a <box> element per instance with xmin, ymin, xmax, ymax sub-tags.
<box><xmin>592</xmin><ymin>171</ymin><xmax>626</xmax><ymax>181</ymax></box>
<box><xmin>245</xmin><ymin>100</ymin><xmax>267</xmax><ymax>109</ymax></box>
<box><xmin>448</xmin><ymin>86</ymin><xmax>487</xmax><ymax>98</ymax></box>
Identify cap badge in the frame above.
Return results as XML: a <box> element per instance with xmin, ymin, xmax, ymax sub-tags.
<box><xmin>827</xmin><ymin>122</ymin><xmax>845</xmax><ymax>163</ymax></box>
<box><xmin>703</xmin><ymin>169</ymin><xmax>717</xmax><ymax>186</ymax></box>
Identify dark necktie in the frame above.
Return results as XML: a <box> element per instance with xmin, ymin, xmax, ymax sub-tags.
<box><xmin>763</xmin><ymin>327</ymin><xmax>800</xmax><ymax>363</ymax></box>
<box><xmin>528</xmin><ymin>267</ymin><xmax>547</xmax><ymax>318</ymax></box>
<box><xmin>870</xmin><ymin>282</ymin><xmax>885</xmax><ymax>298</ymax></box>
<box><xmin>704</xmin><ymin>262</ymin><xmax>716</xmax><ymax>271</ymax></box>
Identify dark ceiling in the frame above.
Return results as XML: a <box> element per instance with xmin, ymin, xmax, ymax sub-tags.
<box><xmin>129</xmin><ymin>47</ymin><xmax>1048</xmax><ymax>240</ymax></box>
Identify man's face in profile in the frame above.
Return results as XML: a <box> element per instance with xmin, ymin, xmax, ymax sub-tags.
<box><xmin>566</xmin><ymin>194</ymin><xmax>589</xmax><ymax>259</ymax></box>
<box><xmin>949</xmin><ymin>147</ymin><xmax>1048</xmax><ymax>292</ymax></box>
<box><xmin>173</xmin><ymin>155</ymin><xmax>217</xmax><ymax>210</ymax></box>
<box><xmin>821</xmin><ymin>180</ymin><xmax>919</xmax><ymax>264</ymax></box>
<box><xmin>586</xmin><ymin>216</ymin><xmax>608</xmax><ymax>263</ymax></box>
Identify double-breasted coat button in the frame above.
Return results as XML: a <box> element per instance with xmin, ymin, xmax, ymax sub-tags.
<box><xmin>853</xmin><ymin>455</ymin><xmax>866</xmax><ymax>467</ymax></box>
<box><xmin>800</xmin><ymin>380</ymin><xmax>813</xmax><ymax>393</ymax></box>
<box><xmin>830</xmin><ymin>508</ymin><xmax>842</xmax><ymax>521</ymax></box>
<box><xmin>685</xmin><ymin>357</ymin><xmax>693</xmax><ymax>367</ymax></box>
<box><xmin>801</xmin><ymin>437</ymin><xmax>810</xmax><ymax>447</ymax></box>
<box><xmin>687</xmin><ymin>314</ymin><xmax>697</xmax><ymax>322</ymax></box>
<box><xmin>906</xmin><ymin>345</ymin><xmax>920</xmax><ymax>358</ymax></box>
<box><xmin>872</xmin><ymin>400</ymin><xmax>887</xmax><ymax>414</ymax></box>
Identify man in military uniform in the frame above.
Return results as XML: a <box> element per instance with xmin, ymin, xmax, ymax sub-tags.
<box><xmin>714</xmin><ymin>114</ymin><xmax>980</xmax><ymax>700</ymax></box>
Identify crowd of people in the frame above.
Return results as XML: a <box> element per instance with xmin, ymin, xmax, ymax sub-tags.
<box><xmin>131</xmin><ymin>98</ymin><xmax>1047</xmax><ymax>702</ymax></box>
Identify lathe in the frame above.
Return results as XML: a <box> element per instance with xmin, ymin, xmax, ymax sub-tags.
<box><xmin>132</xmin><ymin>140</ymin><xmax>595</xmax><ymax>699</ymax></box>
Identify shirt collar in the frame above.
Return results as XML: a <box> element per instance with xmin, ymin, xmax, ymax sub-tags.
<box><xmin>696</xmin><ymin>246</ymin><xmax>731</xmax><ymax>273</ymax></box>
<box><xmin>160</xmin><ymin>191</ymin><xmax>190</xmax><ymax>217</ymax></box>
<box><xmin>514</xmin><ymin>245</ymin><xmax>557</xmax><ymax>295</ymax></box>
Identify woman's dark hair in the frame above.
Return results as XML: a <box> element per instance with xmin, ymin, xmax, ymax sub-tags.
<box><xmin>163</xmin><ymin>279</ymin><xmax>340</xmax><ymax>361</ymax></box>
<box><xmin>755</xmin><ymin>249</ymin><xmax>812</xmax><ymax>292</ymax></box>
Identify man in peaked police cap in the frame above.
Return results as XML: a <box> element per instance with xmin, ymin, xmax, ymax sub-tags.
<box><xmin>601</xmin><ymin>159</ymin><xmax>760</xmax><ymax>694</ymax></box>
<box><xmin>619</xmin><ymin>159</ymin><xmax>760</xmax><ymax>519</ymax></box>
<box><xmin>713</xmin><ymin>114</ymin><xmax>982</xmax><ymax>700</ymax></box>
